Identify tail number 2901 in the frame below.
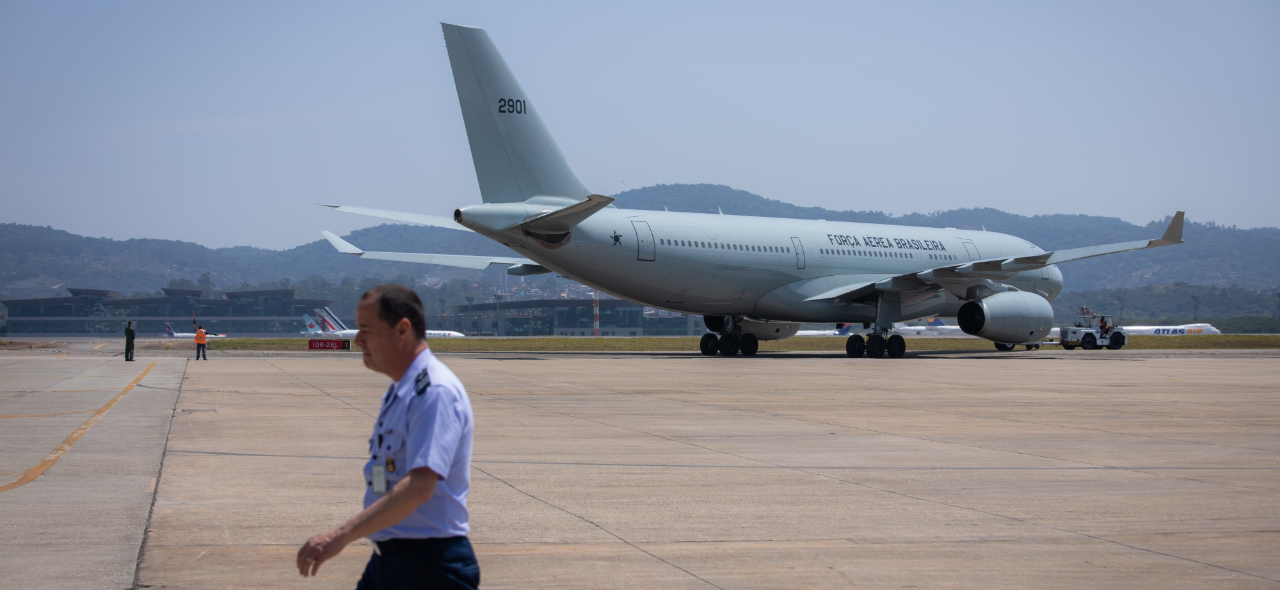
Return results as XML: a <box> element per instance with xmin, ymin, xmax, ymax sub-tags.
<box><xmin>498</xmin><ymin>98</ymin><xmax>526</xmax><ymax>114</ymax></box>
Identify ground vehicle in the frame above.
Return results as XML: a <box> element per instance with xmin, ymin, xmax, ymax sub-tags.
<box><xmin>1061</xmin><ymin>313</ymin><xmax>1126</xmax><ymax>350</ymax></box>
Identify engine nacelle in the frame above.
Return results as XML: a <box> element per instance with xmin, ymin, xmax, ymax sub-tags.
<box><xmin>957</xmin><ymin>291</ymin><xmax>1054</xmax><ymax>344</ymax></box>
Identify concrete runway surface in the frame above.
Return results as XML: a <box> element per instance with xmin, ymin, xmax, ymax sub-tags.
<box><xmin>1</xmin><ymin>348</ymin><xmax>1277</xmax><ymax>589</ymax></box>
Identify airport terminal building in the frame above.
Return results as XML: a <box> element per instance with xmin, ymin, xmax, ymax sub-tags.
<box><xmin>438</xmin><ymin>298</ymin><xmax>704</xmax><ymax>337</ymax></box>
<box><xmin>1</xmin><ymin>287</ymin><xmax>330</xmax><ymax>336</ymax></box>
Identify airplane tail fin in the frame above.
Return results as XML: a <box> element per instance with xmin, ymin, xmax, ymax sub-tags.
<box><xmin>315</xmin><ymin>307</ymin><xmax>347</xmax><ymax>332</ymax></box>
<box><xmin>303</xmin><ymin>315</ymin><xmax>321</xmax><ymax>334</ymax></box>
<box><xmin>441</xmin><ymin>23</ymin><xmax>591</xmax><ymax>204</ymax></box>
<box><xmin>165</xmin><ymin>323</ymin><xmax>175</xmax><ymax>336</ymax></box>
<box><xmin>925</xmin><ymin>317</ymin><xmax>945</xmax><ymax>328</ymax></box>
<box><xmin>835</xmin><ymin>324</ymin><xmax>854</xmax><ymax>336</ymax></box>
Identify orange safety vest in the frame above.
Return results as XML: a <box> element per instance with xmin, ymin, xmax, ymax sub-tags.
<box><xmin>194</xmin><ymin>329</ymin><xmax>207</xmax><ymax>345</ymax></box>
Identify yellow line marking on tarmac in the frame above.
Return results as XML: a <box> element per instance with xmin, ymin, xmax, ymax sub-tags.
<box><xmin>57</xmin><ymin>353</ymin><xmax>68</xmax><ymax>359</ymax></box>
<box><xmin>93</xmin><ymin>343</ymin><xmax>108</xmax><ymax>350</ymax></box>
<box><xmin>0</xmin><ymin>361</ymin><xmax>156</xmax><ymax>493</ymax></box>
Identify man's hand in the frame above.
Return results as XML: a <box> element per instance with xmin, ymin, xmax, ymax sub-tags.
<box><xmin>293</xmin><ymin>467</ymin><xmax>438</xmax><ymax>577</ymax></box>
<box><xmin>296</xmin><ymin>528</ymin><xmax>350</xmax><ymax>577</ymax></box>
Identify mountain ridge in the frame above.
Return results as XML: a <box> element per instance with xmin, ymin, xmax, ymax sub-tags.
<box><xmin>3</xmin><ymin>184</ymin><xmax>1276</xmax><ymax>295</ymax></box>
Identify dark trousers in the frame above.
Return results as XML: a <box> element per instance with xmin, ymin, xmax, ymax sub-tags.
<box><xmin>125</xmin><ymin>343</ymin><xmax>134</xmax><ymax>361</ymax></box>
<box><xmin>195</xmin><ymin>343</ymin><xmax>207</xmax><ymax>360</ymax></box>
<box><xmin>356</xmin><ymin>537</ymin><xmax>479</xmax><ymax>590</ymax></box>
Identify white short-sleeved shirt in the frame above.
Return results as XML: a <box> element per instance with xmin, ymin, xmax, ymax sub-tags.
<box><xmin>363</xmin><ymin>348</ymin><xmax>473</xmax><ymax>540</ymax></box>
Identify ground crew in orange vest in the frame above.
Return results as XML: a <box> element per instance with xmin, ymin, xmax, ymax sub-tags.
<box><xmin>194</xmin><ymin>325</ymin><xmax>209</xmax><ymax>360</ymax></box>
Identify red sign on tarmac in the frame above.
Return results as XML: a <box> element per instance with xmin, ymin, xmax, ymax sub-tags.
<box><xmin>308</xmin><ymin>339</ymin><xmax>351</xmax><ymax>350</ymax></box>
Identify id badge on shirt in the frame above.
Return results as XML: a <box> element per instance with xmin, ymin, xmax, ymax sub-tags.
<box><xmin>372</xmin><ymin>464</ymin><xmax>387</xmax><ymax>495</ymax></box>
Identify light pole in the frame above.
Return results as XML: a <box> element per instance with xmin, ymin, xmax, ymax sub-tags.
<box><xmin>493</xmin><ymin>294</ymin><xmax>504</xmax><ymax>337</ymax></box>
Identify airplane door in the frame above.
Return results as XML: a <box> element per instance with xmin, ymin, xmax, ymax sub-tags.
<box><xmin>632</xmin><ymin>221</ymin><xmax>655</xmax><ymax>261</ymax></box>
<box><xmin>962</xmin><ymin>242</ymin><xmax>981</xmax><ymax>261</ymax></box>
<box><xmin>791</xmin><ymin>237</ymin><xmax>805</xmax><ymax>269</ymax></box>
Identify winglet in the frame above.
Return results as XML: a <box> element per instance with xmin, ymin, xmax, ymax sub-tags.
<box><xmin>1157</xmin><ymin>211</ymin><xmax>1185</xmax><ymax>245</ymax></box>
<box><xmin>320</xmin><ymin>231</ymin><xmax>363</xmax><ymax>255</ymax></box>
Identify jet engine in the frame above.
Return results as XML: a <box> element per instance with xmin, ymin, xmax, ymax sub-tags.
<box><xmin>957</xmin><ymin>291</ymin><xmax>1054</xmax><ymax>344</ymax></box>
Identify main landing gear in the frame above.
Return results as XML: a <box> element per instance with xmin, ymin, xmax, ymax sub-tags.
<box><xmin>845</xmin><ymin>331</ymin><xmax>905</xmax><ymax>359</ymax></box>
<box><xmin>699</xmin><ymin>332</ymin><xmax>759</xmax><ymax>357</ymax></box>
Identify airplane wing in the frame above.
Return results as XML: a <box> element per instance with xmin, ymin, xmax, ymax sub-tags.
<box><xmin>806</xmin><ymin>211</ymin><xmax>1184</xmax><ymax>302</ymax></box>
<box><xmin>319</xmin><ymin>204</ymin><xmax>474</xmax><ymax>232</ymax></box>
<box><xmin>320</xmin><ymin>231</ymin><xmax>536</xmax><ymax>270</ymax></box>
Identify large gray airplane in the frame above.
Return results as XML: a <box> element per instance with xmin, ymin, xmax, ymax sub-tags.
<box><xmin>321</xmin><ymin>23</ymin><xmax>1184</xmax><ymax>358</ymax></box>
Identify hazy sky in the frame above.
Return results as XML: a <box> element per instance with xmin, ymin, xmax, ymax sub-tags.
<box><xmin>2</xmin><ymin>1</ymin><xmax>1277</xmax><ymax>249</ymax></box>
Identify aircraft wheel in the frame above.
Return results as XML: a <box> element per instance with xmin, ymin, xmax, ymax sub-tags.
<box><xmin>739</xmin><ymin>333</ymin><xmax>759</xmax><ymax>356</ymax></box>
<box><xmin>886</xmin><ymin>335</ymin><xmax>906</xmax><ymax>358</ymax></box>
<box><xmin>699</xmin><ymin>333</ymin><xmax>719</xmax><ymax>356</ymax></box>
<box><xmin>1082</xmin><ymin>333</ymin><xmax>1098</xmax><ymax>350</ymax></box>
<box><xmin>719</xmin><ymin>334</ymin><xmax>740</xmax><ymax>356</ymax></box>
<box><xmin>845</xmin><ymin>335</ymin><xmax>865</xmax><ymax>358</ymax></box>
<box><xmin>866</xmin><ymin>335</ymin><xmax>886</xmax><ymax>358</ymax></box>
<box><xmin>1107</xmin><ymin>333</ymin><xmax>1126</xmax><ymax>350</ymax></box>
<box><xmin>994</xmin><ymin>342</ymin><xmax>1015</xmax><ymax>352</ymax></box>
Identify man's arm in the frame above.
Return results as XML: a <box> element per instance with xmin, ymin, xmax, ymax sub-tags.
<box><xmin>296</xmin><ymin>466</ymin><xmax>438</xmax><ymax>577</ymax></box>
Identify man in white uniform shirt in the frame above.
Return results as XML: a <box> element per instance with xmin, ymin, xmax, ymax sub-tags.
<box><xmin>297</xmin><ymin>284</ymin><xmax>478</xmax><ymax>589</ymax></box>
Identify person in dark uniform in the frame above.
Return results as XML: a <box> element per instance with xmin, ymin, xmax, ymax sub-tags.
<box><xmin>124</xmin><ymin>321</ymin><xmax>135</xmax><ymax>362</ymax></box>
<box><xmin>296</xmin><ymin>284</ymin><xmax>478</xmax><ymax>589</ymax></box>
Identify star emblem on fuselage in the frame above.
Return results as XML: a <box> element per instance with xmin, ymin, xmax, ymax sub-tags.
<box><xmin>609</xmin><ymin>231</ymin><xmax>622</xmax><ymax>246</ymax></box>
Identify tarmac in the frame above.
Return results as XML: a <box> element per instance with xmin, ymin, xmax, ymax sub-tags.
<box><xmin>1</xmin><ymin>344</ymin><xmax>1278</xmax><ymax>589</ymax></box>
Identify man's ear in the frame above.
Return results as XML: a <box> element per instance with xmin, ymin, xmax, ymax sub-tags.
<box><xmin>398</xmin><ymin>318</ymin><xmax>414</xmax><ymax>341</ymax></box>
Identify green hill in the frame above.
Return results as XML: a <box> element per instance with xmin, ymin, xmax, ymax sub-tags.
<box><xmin>3</xmin><ymin>184</ymin><xmax>1277</xmax><ymax>298</ymax></box>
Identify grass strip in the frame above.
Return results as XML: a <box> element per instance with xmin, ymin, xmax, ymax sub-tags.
<box><xmin>206</xmin><ymin>334</ymin><xmax>1280</xmax><ymax>353</ymax></box>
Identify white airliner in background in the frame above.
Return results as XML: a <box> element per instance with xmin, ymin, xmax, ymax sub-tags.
<box><xmin>311</xmin><ymin>307</ymin><xmax>465</xmax><ymax>339</ymax></box>
<box><xmin>165</xmin><ymin>323</ymin><xmax>225</xmax><ymax>338</ymax></box>
<box><xmin>917</xmin><ymin>317</ymin><xmax>1221</xmax><ymax>338</ymax></box>
<box><xmin>319</xmin><ymin>23</ymin><xmax>1184</xmax><ymax>359</ymax></box>
<box><xmin>1121</xmin><ymin>323</ymin><xmax>1221</xmax><ymax>335</ymax></box>
<box><xmin>795</xmin><ymin>325</ymin><xmax>857</xmax><ymax>337</ymax></box>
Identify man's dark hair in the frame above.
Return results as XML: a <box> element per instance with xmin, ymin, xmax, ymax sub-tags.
<box><xmin>361</xmin><ymin>284</ymin><xmax>426</xmax><ymax>340</ymax></box>
<box><xmin>198</xmin><ymin>325</ymin><xmax>203</xmax><ymax>329</ymax></box>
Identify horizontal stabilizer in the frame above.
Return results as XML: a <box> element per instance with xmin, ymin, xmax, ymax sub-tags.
<box><xmin>512</xmin><ymin>194</ymin><xmax>615</xmax><ymax>230</ymax></box>
<box><xmin>319</xmin><ymin>204</ymin><xmax>473</xmax><ymax>232</ymax></box>
<box><xmin>321</xmin><ymin>230</ymin><xmax>363</xmax><ymax>254</ymax></box>
<box><xmin>320</xmin><ymin>231</ymin><xmax>532</xmax><ymax>270</ymax></box>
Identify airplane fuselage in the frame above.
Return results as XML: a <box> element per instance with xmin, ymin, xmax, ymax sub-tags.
<box><xmin>463</xmin><ymin>206</ymin><xmax>1065</xmax><ymax>324</ymax></box>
